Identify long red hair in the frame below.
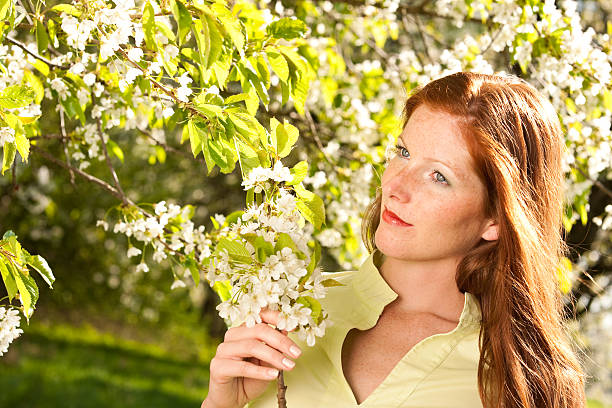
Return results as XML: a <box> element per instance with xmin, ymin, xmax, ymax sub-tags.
<box><xmin>362</xmin><ymin>72</ymin><xmax>586</xmax><ymax>407</ymax></box>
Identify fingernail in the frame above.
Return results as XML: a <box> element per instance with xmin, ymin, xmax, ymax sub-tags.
<box><xmin>289</xmin><ymin>346</ymin><xmax>301</xmax><ymax>358</ymax></box>
<box><xmin>268</xmin><ymin>368</ymin><xmax>279</xmax><ymax>378</ymax></box>
<box><xmin>283</xmin><ymin>358</ymin><xmax>295</xmax><ymax>369</ymax></box>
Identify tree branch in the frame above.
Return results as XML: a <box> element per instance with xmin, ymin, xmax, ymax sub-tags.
<box><xmin>304</xmin><ymin>108</ymin><xmax>331</xmax><ymax>163</ymax></box>
<box><xmin>59</xmin><ymin>107</ymin><xmax>75</xmax><ymax>186</ymax></box>
<box><xmin>16</xmin><ymin>0</ymin><xmax>33</xmax><ymax>25</ymax></box>
<box><xmin>92</xmin><ymin>95</ymin><xmax>129</xmax><ymax>206</ymax></box>
<box><xmin>573</xmin><ymin>164</ymin><xmax>612</xmax><ymax>201</ymax></box>
<box><xmin>31</xmin><ymin>145</ymin><xmax>135</xmax><ymax>206</ymax></box>
<box><xmin>5</xmin><ymin>36</ymin><xmax>68</xmax><ymax>69</ymax></box>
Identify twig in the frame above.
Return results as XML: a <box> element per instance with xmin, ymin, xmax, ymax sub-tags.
<box><xmin>5</xmin><ymin>36</ymin><xmax>69</xmax><ymax>69</ymax></box>
<box><xmin>31</xmin><ymin>145</ymin><xmax>135</xmax><ymax>205</ymax></box>
<box><xmin>401</xmin><ymin>11</ymin><xmax>425</xmax><ymax>68</ymax></box>
<box><xmin>59</xmin><ymin>107</ymin><xmax>75</xmax><ymax>186</ymax></box>
<box><xmin>572</xmin><ymin>164</ymin><xmax>612</xmax><ymax>201</ymax></box>
<box><xmin>92</xmin><ymin>95</ymin><xmax>129</xmax><ymax>206</ymax></box>
<box><xmin>16</xmin><ymin>0</ymin><xmax>34</xmax><ymax>25</ymax></box>
<box><xmin>304</xmin><ymin>108</ymin><xmax>331</xmax><ymax>163</ymax></box>
<box><xmin>10</xmin><ymin>161</ymin><xmax>17</xmax><ymax>193</ymax></box>
<box><xmin>138</xmin><ymin>127</ymin><xmax>187</xmax><ymax>156</ymax></box>
<box><xmin>414</xmin><ymin>15</ymin><xmax>432</xmax><ymax>64</ymax></box>
<box><xmin>481</xmin><ymin>26</ymin><xmax>505</xmax><ymax>55</ymax></box>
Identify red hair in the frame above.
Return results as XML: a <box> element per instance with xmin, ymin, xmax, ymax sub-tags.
<box><xmin>362</xmin><ymin>72</ymin><xmax>586</xmax><ymax>408</ymax></box>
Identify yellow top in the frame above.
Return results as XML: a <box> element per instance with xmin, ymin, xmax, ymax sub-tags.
<box><xmin>247</xmin><ymin>249</ymin><xmax>484</xmax><ymax>407</ymax></box>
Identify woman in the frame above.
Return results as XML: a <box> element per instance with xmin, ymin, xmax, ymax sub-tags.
<box><xmin>201</xmin><ymin>72</ymin><xmax>587</xmax><ymax>408</ymax></box>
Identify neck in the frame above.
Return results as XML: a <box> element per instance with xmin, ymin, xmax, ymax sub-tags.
<box><xmin>377</xmin><ymin>252</ymin><xmax>466</xmax><ymax>323</ymax></box>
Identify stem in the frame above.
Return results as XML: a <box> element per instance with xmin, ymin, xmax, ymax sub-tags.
<box><xmin>5</xmin><ymin>36</ymin><xmax>68</xmax><ymax>69</ymax></box>
<box><xmin>276</xmin><ymin>369</ymin><xmax>287</xmax><ymax>408</ymax></box>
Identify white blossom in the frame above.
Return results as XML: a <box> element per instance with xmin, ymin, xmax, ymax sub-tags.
<box><xmin>0</xmin><ymin>307</ymin><xmax>23</xmax><ymax>356</ymax></box>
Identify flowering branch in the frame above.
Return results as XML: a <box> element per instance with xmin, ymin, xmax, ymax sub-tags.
<box><xmin>58</xmin><ymin>107</ymin><xmax>75</xmax><ymax>186</ymax></box>
<box><xmin>31</xmin><ymin>145</ymin><xmax>136</xmax><ymax>206</ymax></box>
<box><xmin>92</xmin><ymin>96</ymin><xmax>129</xmax><ymax>206</ymax></box>
<box><xmin>4</xmin><ymin>36</ymin><xmax>68</xmax><ymax>69</ymax></box>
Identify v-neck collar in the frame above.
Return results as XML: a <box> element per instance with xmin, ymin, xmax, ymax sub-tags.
<box><xmin>318</xmin><ymin>249</ymin><xmax>483</xmax><ymax>406</ymax></box>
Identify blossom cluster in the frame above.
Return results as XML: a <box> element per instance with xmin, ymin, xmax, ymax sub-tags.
<box><xmin>101</xmin><ymin>201</ymin><xmax>212</xmax><ymax>289</ymax></box>
<box><xmin>0</xmin><ymin>307</ymin><xmax>23</xmax><ymax>356</ymax></box>
<box><xmin>208</xmin><ymin>188</ymin><xmax>329</xmax><ymax>346</ymax></box>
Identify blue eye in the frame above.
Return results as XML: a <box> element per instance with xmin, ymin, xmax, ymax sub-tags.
<box><xmin>434</xmin><ymin>171</ymin><xmax>448</xmax><ymax>184</ymax></box>
<box><xmin>395</xmin><ymin>144</ymin><xmax>410</xmax><ymax>159</ymax></box>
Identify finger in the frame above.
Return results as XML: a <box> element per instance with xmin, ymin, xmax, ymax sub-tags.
<box><xmin>216</xmin><ymin>339</ymin><xmax>296</xmax><ymax>371</ymax></box>
<box><xmin>224</xmin><ymin>323</ymin><xmax>302</xmax><ymax>358</ymax></box>
<box><xmin>210</xmin><ymin>356</ymin><xmax>279</xmax><ymax>382</ymax></box>
<box><xmin>259</xmin><ymin>309</ymin><xmax>281</xmax><ymax>326</ymax></box>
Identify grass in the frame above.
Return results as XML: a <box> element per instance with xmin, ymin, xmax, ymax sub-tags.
<box><xmin>1</xmin><ymin>317</ymin><xmax>610</xmax><ymax>408</ymax></box>
<box><xmin>0</xmin><ymin>318</ymin><xmax>219</xmax><ymax>408</ymax></box>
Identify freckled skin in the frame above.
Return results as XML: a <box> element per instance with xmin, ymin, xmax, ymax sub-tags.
<box><xmin>376</xmin><ymin>104</ymin><xmax>495</xmax><ymax>261</ymax></box>
<box><xmin>341</xmin><ymin>105</ymin><xmax>499</xmax><ymax>404</ymax></box>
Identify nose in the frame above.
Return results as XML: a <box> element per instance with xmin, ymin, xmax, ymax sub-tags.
<box><xmin>382</xmin><ymin>162</ymin><xmax>412</xmax><ymax>203</ymax></box>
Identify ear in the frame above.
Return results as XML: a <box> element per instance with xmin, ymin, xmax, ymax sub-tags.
<box><xmin>481</xmin><ymin>219</ymin><xmax>499</xmax><ymax>241</ymax></box>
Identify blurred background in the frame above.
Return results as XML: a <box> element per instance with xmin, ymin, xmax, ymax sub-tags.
<box><xmin>1</xmin><ymin>0</ymin><xmax>612</xmax><ymax>407</ymax></box>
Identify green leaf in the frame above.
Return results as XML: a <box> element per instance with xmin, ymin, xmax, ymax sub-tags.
<box><xmin>171</xmin><ymin>0</ymin><xmax>192</xmax><ymax>46</ymax></box>
<box><xmin>224</xmin><ymin>93</ymin><xmax>249</xmax><ymax>105</ymax></box>
<box><xmin>266</xmin><ymin>51</ymin><xmax>289</xmax><ymax>82</ymax></box>
<box><xmin>13</xmin><ymin>268</ymin><xmax>39</xmax><ymax>320</ymax></box>
<box><xmin>210</xmin><ymin>216</ymin><xmax>220</xmax><ymax>230</ymax></box>
<box><xmin>23</xmin><ymin>70</ymin><xmax>44</xmax><ymax>104</ymax></box>
<box><xmin>306</xmin><ymin>240</ymin><xmax>321</xmax><ymax>275</ymax></box>
<box><xmin>296</xmin><ymin>296</ymin><xmax>322</xmax><ymax>323</ymax></box>
<box><xmin>143</xmin><ymin>1</ymin><xmax>157</xmax><ymax>51</ymax></box>
<box><xmin>2</xmin><ymin>230</ymin><xmax>16</xmax><ymax>240</ymax></box>
<box><xmin>61</xmin><ymin>95</ymin><xmax>86</xmax><ymax>125</ymax></box>
<box><xmin>0</xmin><ymin>260</ymin><xmax>18</xmax><ymax>301</ymax></box>
<box><xmin>1</xmin><ymin>140</ymin><xmax>16</xmax><ymax>175</ymax></box>
<box><xmin>254</xmin><ymin>55</ymin><xmax>270</xmax><ymax>87</ymax></box>
<box><xmin>195</xmin><ymin>102</ymin><xmax>223</xmax><ymax>118</ymax></box>
<box><xmin>212</xmin><ymin>280</ymin><xmax>232</xmax><ymax>301</ymax></box>
<box><xmin>207</xmin><ymin>137</ymin><xmax>235</xmax><ymax>174</ymax></box>
<box><xmin>14</xmin><ymin>127</ymin><xmax>29</xmax><ymax>162</ymax></box>
<box><xmin>28</xmin><ymin>58</ymin><xmax>49</xmax><ymax>77</ymax></box>
<box><xmin>225</xmin><ymin>210</ymin><xmax>244</xmax><ymax>226</ymax></box>
<box><xmin>213</xmin><ymin>4</ymin><xmax>244</xmax><ymax>50</ymax></box>
<box><xmin>235</xmin><ymin>135</ymin><xmax>261</xmax><ymax>177</ymax></box>
<box><xmin>35</xmin><ymin>20</ymin><xmax>49</xmax><ymax>54</ymax></box>
<box><xmin>155</xmin><ymin>21</ymin><xmax>176</xmax><ymax>42</ymax></box>
<box><xmin>214</xmin><ymin>238</ymin><xmax>251</xmax><ymax>264</ymax></box>
<box><xmin>0</xmin><ymin>84</ymin><xmax>35</xmax><ymax>109</ymax></box>
<box><xmin>185</xmin><ymin>256</ymin><xmax>200</xmax><ymax>287</ymax></box>
<box><xmin>0</xmin><ymin>0</ymin><xmax>12</xmax><ymax>20</ymax></box>
<box><xmin>186</xmin><ymin>119</ymin><xmax>203</xmax><ymax>157</ymax></box>
<box><xmin>266</xmin><ymin>17</ymin><xmax>307</xmax><ymax>39</ymax></box>
<box><xmin>241</xmin><ymin>235</ymin><xmax>274</xmax><ymax>263</ymax></box>
<box><xmin>245</xmin><ymin>86</ymin><xmax>259</xmax><ymax>116</ymax></box>
<box><xmin>287</xmin><ymin>160</ymin><xmax>308</xmax><ymax>186</ymax></box>
<box><xmin>321</xmin><ymin>278</ymin><xmax>343</xmax><ymax>287</ymax></box>
<box><xmin>26</xmin><ymin>255</ymin><xmax>54</xmax><ymax>288</ymax></box>
<box><xmin>279</xmin><ymin>121</ymin><xmax>298</xmax><ymax>158</ymax></box>
<box><xmin>107</xmin><ymin>139</ymin><xmax>124</xmax><ymax>163</ymax></box>
<box><xmin>280</xmin><ymin>79</ymin><xmax>290</xmax><ymax>106</ymax></box>
<box><xmin>193</xmin><ymin>18</ymin><xmax>211</xmax><ymax>69</ymax></box>
<box><xmin>205</xmin><ymin>15</ymin><xmax>223</xmax><ymax>69</ymax></box>
<box><xmin>274</xmin><ymin>232</ymin><xmax>298</xmax><ymax>255</ymax></box>
<box><xmin>294</xmin><ymin>183</ymin><xmax>325</xmax><ymax>229</ymax></box>
<box><xmin>50</xmin><ymin>3</ymin><xmax>81</xmax><ymax>17</ymax></box>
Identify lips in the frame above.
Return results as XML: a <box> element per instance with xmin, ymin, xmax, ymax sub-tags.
<box><xmin>382</xmin><ymin>206</ymin><xmax>412</xmax><ymax>226</ymax></box>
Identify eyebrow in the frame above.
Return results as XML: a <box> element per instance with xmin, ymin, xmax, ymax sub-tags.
<box><xmin>398</xmin><ymin>135</ymin><xmax>466</xmax><ymax>181</ymax></box>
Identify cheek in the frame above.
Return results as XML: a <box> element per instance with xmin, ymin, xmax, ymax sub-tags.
<box><xmin>425</xmin><ymin>193</ymin><xmax>484</xmax><ymax>232</ymax></box>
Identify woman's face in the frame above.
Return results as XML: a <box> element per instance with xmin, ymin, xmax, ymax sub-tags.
<box><xmin>375</xmin><ymin>104</ymin><xmax>498</xmax><ymax>262</ymax></box>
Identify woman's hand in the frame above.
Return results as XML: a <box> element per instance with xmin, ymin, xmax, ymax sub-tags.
<box><xmin>201</xmin><ymin>309</ymin><xmax>302</xmax><ymax>408</ymax></box>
